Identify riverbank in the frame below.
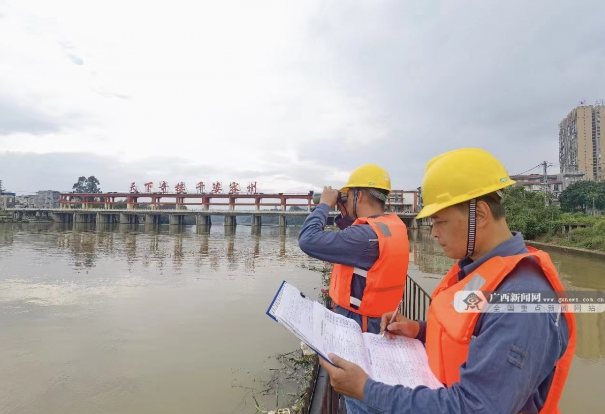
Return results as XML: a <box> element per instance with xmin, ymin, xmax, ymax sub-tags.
<box><xmin>526</xmin><ymin>240</ymin><xmax>605</xmax><ymax>260</ymax></box>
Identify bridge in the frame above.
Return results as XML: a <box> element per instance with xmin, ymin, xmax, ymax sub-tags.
<box><xmin>6</xmin><ymin>207</ymin><xmax>421</xmax><ymax>227</ymax></box>
<box><xmin>5</xmin><ymin>191</ymin><xmax>426</xmax><ymax>228</ymax></box>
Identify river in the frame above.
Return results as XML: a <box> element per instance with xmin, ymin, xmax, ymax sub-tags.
<box><xmin>0</xmin><ymin>223</ymin><xmax>602</xmax><ymax>413</ymax></box>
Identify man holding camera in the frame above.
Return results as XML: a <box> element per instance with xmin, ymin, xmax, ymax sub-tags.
<box><xmin>298</xmin><ymin>164</ymin><xmax>410</xmax><ymax>335</ymax></box>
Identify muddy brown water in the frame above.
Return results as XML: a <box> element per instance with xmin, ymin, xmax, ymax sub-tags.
<box><xmin>0</xmin><ymin>224</ymin><xmax>601</xmax><ymax>413</ymax></box>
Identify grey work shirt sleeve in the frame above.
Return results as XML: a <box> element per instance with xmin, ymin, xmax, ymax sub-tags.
<box><xmin>298</xmin><ymin>203</ymin><xmax>378</xmax><ymax>270</ymax></box>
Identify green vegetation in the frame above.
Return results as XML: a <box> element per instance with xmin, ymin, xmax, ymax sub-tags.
<box><xmin>502</xmin><ymin>186</ymin><xmax>560</xmax><ymax>240</ymax></box>
<box><xmin>72</xmin><ymin>176</ymin><xmax>101</xmax><ymax>193</ymax></box>
<box><xmin>558</xmin><ymin>180</ymin><xmax>605</xmax><ymax>213</ymax></box>
<box><xmin>502</xmin><ymin>185</ymin><xmax>605</xmax><ymax>252</ymax></box>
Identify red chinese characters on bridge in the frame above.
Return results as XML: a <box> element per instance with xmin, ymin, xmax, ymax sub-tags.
<box><xmin>159</xmin><ymin>181</ymin><xmax>169</xmax><ymax>193</ymax></box>
<box><xmin>228</xmin><ymin>182</ymin><xmax>240</xmax><ymax>194</ymax></box>
<box><xmin>247</xmin><ymin>182</ymin><xmax>257</xmax><ymax>194</ymax></box>
<box><xmin>196</xmin><ymin>182</ymin><xmax>205</xmax><ymax>194</ymax></box>
<box><xmin>175</xmin><ymin>182</ymin><xmax>187</xmax><ymax>194</ymax></box>
<box><xmin>212</xmin><ymin>181</ymin><xmax>223</xmax><ymax>194</ymax></box>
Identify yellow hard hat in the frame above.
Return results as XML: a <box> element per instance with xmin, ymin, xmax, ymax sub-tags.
<box><xmin>340</xmin><ymin>164</ymin><xmax>391</xmax><ymax>193</ymax></box>
<box><xmin>416</xmin><ymin>148</ymin><xmax>516</xmax><ymax>219</ymax></box>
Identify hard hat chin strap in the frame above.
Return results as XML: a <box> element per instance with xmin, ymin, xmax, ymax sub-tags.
<box><xmin>466</xmin><ymin>199</ymin><xmax>477</xmax><ymax>258</ymax></box>
<box><xmin>353</xmin><ymin>189</ymin><xmax>359</xmax><ymax>218</ymax></box>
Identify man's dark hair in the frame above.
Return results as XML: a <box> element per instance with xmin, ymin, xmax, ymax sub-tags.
<box><xmin>456</xmin><ymin>191</ymin><xmax>506</xmax><ymax>220</ymax></box>
<box><xmin>358</xmin><ymin>188</ymin><xmax>388</xmax><ymax>209</ymax></box>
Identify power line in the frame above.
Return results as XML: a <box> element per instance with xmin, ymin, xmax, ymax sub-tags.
<box><xmin>514</xmin><ymin>164</ymin><xmax>543</xmax><ymax>176</ymax></box>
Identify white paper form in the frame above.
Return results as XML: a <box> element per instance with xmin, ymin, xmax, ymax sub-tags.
<box><xmin>311</xmin><ymin>302</ymin><xmax>372</xmax><ymax>375</ymax></box>
<box><xmin>363</xmin><ymin>334</ymin><xmax>444</xmax><ymax>389</ymax></box>
<box><xmin>271</xmin><ymin>282</ymin><xmax>314</xmax><ymax>344</ymax></box>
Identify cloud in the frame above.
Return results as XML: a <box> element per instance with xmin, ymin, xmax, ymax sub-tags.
<box><xmin>0</xmin><ymin>151</ymin><xmax>331</xmax><ymax>194</ymax></box>
<box><xmin>0</xmin><ymin>0</ymin><xmax>604</xmax><ymax>192</ymax></box>
<box><xmin>0</xmin><ymin>98</ymin><xmax>61</xmax><ymax>134</ymax></box>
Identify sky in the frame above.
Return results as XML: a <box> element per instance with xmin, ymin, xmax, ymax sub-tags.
<box><xmin>1</xmin><ymin>0</ymin><xmax>604</xmax><ymax>195</ymax></box>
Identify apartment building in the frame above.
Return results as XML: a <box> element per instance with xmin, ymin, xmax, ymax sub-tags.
<box><xmin>559</xmin><ymin>102</ymin><xmax>605</xmax><ymax>181</ymax></box>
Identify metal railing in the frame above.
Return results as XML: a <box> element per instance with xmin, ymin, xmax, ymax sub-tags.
<box><xmin>308</xmin><ymin>274</ymin><xmax>433</xmax><ymax>414</ymax></box>
<box><xmin>401</xmin><ymin>274</ymin><xmax>432</xmax><ymax>322</ymax></box>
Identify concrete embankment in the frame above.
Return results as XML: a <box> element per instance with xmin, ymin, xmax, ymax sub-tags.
<box><xmin>526</xmin><ymin>240</ymin><xmax>605</xmax><ymax>260</ymax></box>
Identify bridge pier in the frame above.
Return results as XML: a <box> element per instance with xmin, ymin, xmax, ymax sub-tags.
<box><xmin>120</xmin><ymin>213</ymin><xmax>133</xmax><ymax>224</ymax></box>
<box><xmin>224</xmin><ymin>215</ymin><xmax>236</xmax><ymax>227</ymax></box>
<box><xmin>96</xmin><ymin>213</ymin><xmax>112</xmax><ymax>224</ymax></box>
<box><xmin>251</xmin><ymin>215</ymin><xmax>261</xmax><ymax>227</ymax></box>
<box><xmin>73</xmin><ymin>213</ymin><xmax>94</xmax><ymax>223</ymax></box>
<box><xmin>196</xmin><ymin>214</ymin><xmax>211</xmax><ymax>226</ymax></box>
<box><xmin>278</xmin><ymin>215</ymin><xmax>286</xmax><ymax>227</ymax></box>
<box><xmin>169</xmin><ymin>215</ymin><xmax>184</xmax><ymax>225</ymax></box>
<box><xmin>144</xmin><ymin>214</ymin><xmax>160</xmax><ymax>225</ymax></box>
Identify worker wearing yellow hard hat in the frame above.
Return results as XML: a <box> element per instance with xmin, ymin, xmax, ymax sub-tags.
<box><xmin>339</xmin><ymin>163</ymin><xmax>392</xmax><ymax>194</ymax></box>
<box><xmin>416</xmin><ymin>147</ymin><xmax>516</xmax><ymax>219</ymax></box>
<box><xmin>318</xmin><ymin>148</ymin><xmax>576</xmax><ymax>414</ymax></box>
<box><xmin>299</xmin><ymin>162</ymin><xmax>409</xmax><ymax>330</ymax></box>
<box><xmin>416</xmin><ymin>147</ymin><xmax>517</xmax><ymax>258</ymax></box>
<box><xmin>299</xmin><ymin>163</ymin><xmax>410</xmax><ymax>414</ymax></box>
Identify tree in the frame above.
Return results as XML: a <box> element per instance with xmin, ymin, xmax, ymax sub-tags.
<box><xmin>72</xmin><ymin>176</ymin><xmax>101</xmax><ymax>193</ymax></box>
<box><xmin>559</xmin><ymin>181</ymin><xmax>605</xmax><ymax>213</ymax></box>
<box><xmin>502</xmin><ymin>186</ymin><xmax>561</xmax><ymax>239</ymax></box>
<box><xmin>85</xmin><ymin>176</ymin><xmax>101</xmax><ymax>193</ymax></box>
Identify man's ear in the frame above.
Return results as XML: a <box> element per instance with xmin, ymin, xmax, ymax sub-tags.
<box><xmin>475</xmin><ymin>200</ymin><xmax>490</xmax><ymax>227</ymax></box>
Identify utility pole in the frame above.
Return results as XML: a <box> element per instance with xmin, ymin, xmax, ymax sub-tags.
<box><xmin>542</xmin><ymin>161</ymin><xmax>549</xmax><ymax>195</ymax></box>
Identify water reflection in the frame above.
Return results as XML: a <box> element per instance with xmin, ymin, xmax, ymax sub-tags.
<box><xmin>0</xmin><ymin>222</ymin><xmax>324</xmax><ymax>414</ymax></box>
<box><xmin>0</xmin><ymin>223</ymin><xmax>304</xmax><ymax>274</ymax></box>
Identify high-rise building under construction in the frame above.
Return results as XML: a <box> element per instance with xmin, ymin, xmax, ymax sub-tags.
<box><xmin>559</xmin><ymin>102</ymin><xmax>604</xmax><ymax>181</ymax></box>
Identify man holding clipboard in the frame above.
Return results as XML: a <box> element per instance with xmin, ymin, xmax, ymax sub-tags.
<box><xmin>319</xmin><ymin>149</ymin><xmax>576</xmax><ymax>414</ymax></box>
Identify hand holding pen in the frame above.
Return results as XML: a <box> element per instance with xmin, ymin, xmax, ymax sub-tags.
<box><xmin>381</xmin><ymin>298</ymin><xmax>403</xmax><ymax>337</ymax></box>
<box><xmin>380</xmin><ymin>299</ymin><xmax>421</xmax><ymax>339</ymax></box>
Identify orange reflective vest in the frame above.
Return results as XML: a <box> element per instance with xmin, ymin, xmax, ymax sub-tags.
<box><xmin>426</xmin><ymin>247</ymin><xmax>576</xmax><ymax>414</ymax></box>
<box><xmin>329</xmin><ymin>214</ymin><xmax>410</xmax><ymax>328</ymax></box>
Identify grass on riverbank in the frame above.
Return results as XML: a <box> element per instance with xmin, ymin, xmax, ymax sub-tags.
<box><xmin>537</xmin><ymin>213</ymin><xmax>605</xmax><ymax>252</ymax></box>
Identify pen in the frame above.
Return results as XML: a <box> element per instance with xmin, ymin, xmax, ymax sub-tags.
<box><xmin>381</xmin><ymin>298</ymin><xmax>403</xmax><ymax>337</ymax></box>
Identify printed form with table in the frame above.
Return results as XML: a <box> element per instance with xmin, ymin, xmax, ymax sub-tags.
<box><xmin>266</xmin><ymin>281</ymin><xmax>444</xmax><ymax>389</ymax></box>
